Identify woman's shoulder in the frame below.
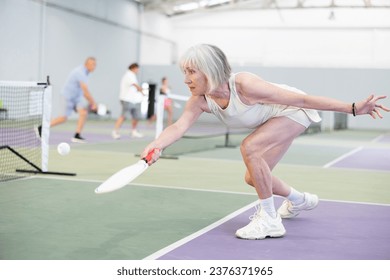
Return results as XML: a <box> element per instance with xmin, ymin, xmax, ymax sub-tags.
<box><xmin>234</xmin><ymin>71</ymin><xmax>262</xmax><ymax>80</ymax></box>
<box><xmin>233</xmin><ymin>72</ymin><xmax>264</xmax><ymax>91</ymax></box>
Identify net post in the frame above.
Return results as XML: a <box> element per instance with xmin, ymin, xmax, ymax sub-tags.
<box><xmin>41</xmin><ymin>82</ymin><xmax>52</xmax><ymax>171</ymax></box>
<box><xmin>155</xmin><ymin>94</ymin><xmax>165</xmax><ymax>139</ymax></box>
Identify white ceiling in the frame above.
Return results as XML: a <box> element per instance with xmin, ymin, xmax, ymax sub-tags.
<box><xmin>136</xmin><ymin>0</ymin><xmax>390</xmax><ymax>17</ymax></box>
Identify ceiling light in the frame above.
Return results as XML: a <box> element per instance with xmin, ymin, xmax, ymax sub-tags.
<box><xmin>173</xmin><ymin>2</ymin><xmax>199</xmax><ymax>12</ymax></box>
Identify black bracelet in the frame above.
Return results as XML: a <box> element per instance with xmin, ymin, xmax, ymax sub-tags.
<box><xmin>352</xmin><ymin>103</ymin><xmax>356</xmax><ymax>117</ymax></box>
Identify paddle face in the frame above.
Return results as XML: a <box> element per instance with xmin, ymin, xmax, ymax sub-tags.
<box><xmin>94</xmin><ymin>160</ymin><xmax>148</xmax><ymax>194</ymax></box>
<box><xmin>97</xmin><ymin>103</ymin><xmax>107</xmax><ymax>116</ymax></box>
<box><xmin>94</xmin><ymin>150</ymin><xmax>156</xmax><ymax>194</ymax></box>
<box><xmin>89</xmin><ymin>103</ymin><xmax>108</xmax><ymax>116</ymax></box>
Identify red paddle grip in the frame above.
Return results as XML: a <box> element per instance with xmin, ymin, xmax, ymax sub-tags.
<box><xmin>143</xmin><ymin>149</ymin><xmax>157</xmax><ymax>163</ymax></box>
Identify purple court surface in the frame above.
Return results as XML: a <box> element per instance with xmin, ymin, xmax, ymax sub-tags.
<box><xmin>376</xmin><ymin>134</ymin><xmax>390</xmax><ymax>143</ymax></box>
<box><xmin>329</xmin><ymin>147</ymin><xmax>390</xmax><ymax>171</ymax></box>
<box><xmin>157</xmin><ymin>199</ymin><xmax>390</xmax><ymax>260</ymax></box>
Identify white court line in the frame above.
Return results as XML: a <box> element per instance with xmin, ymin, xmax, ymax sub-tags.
<box><xmin>143</xmin><ymin>200</ymin><xmax>259</xmax><ymax>260</ymax></box>
<box><xmin>136</xmin><ymin>183</ymin><xmax>257</xmax><ymax>196</ymax></box>
<box><xmin>319</xmin><ymin>198</ymin><xmax>390</xmax><ymax>207</ymax></box>
<box><xmin>29</xmin><ymin>175</ymin><xmax>390</xmax><ymax>205</ymax></box>
<box><xmin>31</xmin><ymin>175</ymin><xmax>257</xmax><ymax>196</ymax></box>
<box><xmin>323</xmin><ymin>146</ymin><xmax>363</xmax><ymax>168</ymax></box>
<box><xmin>371</xmin><ymin>135</ymin><xmax>384</xmax><ymax>143</ymax></box>
<box><xmin>371</xmin><ymin>134</ymin><xmax>387</xmax><ymax>143</ymax></box>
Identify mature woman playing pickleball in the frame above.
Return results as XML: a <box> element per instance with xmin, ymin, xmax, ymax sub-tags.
<box><xmin>141</xmin><ymin>44</ymin><xmax>389</xmax><ymax>240</ymax></box>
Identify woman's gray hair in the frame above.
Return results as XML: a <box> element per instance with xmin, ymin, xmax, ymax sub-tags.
<box><xmin>179</xmin><ymin>44</ymin><xmax>231</xmax><ymax>92</ymax></box>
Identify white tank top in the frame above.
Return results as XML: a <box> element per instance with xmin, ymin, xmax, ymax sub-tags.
<box><xmin>205</xmin><ymin>73</ymin><xmax>321</xmax><ymax>129</ymax></box>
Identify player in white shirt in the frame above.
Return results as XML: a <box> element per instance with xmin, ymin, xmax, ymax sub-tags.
<box><xmin>112</xmin><ymin>63</ymin><xmax>145</xmax><ymax>139</ymax></box>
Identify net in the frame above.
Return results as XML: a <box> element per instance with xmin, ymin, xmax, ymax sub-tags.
<box><xmin>0</xmin><ymin>80</ymin><xmax>52</xmax><ymax>182</ymax></box>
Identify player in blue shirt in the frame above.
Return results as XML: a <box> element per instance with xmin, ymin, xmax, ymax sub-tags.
<box><xmin>51</xmin><ymin>57</ymin><xmax>97</xmax><ymax>143</ymax></box>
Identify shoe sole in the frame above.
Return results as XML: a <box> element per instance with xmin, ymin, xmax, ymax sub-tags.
<box><xmin>71</xmin><ymin>138</ymin><xmax>87</xmax><ymax>144</ymax></box>
<box><xmin>236</xmin><ymin>233</ymin><xmax>285</xmax><ymax>240</ymax></box>
<box><xmin>279</xmin><ymin>196</ymin><xmax>319</xmax><ymax>219</ymax></box>
<box><xmin>236</xmin><ymin>229</ymin><xmax>286</xmax><ymax>240</ymax></box>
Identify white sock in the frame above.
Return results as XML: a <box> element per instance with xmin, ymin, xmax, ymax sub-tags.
<box><xmin>259</xmin><ymin>197</ymin><xmax>277</xmax><ymax>218</ymax></box>
<box><xmin>287</xmin><ymin>187</ymin><xmax>305</xmax><ymax>205</ymax></box>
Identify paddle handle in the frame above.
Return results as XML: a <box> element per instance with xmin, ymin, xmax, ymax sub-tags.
<box><xmin>143</xmin><ymin>149</ymin><xmax>157</xmax><ymax>163</ymax></box>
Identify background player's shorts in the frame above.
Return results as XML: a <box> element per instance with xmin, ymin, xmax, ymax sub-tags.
<box><xmin>65</xmin><ymin>97</ymin><xmax>88</xmax><ymax>117</ymax></box>
<box><xmin>120</xmin><ymin>101</ymin><xmax>141</xmax><ymax>120</ymax></box>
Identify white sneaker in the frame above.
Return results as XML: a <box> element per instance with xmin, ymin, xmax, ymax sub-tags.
<box><xmin>131</xmin><ymin>130</ymin><xmax>143</xmax><ymax>138</ymax></box>
<box><xmin>235</xmin><ymin>208</ymin><xmax>286</xmax><ymax>240</ymax></box>
<box><xmin>112</xmin><ymin>130</ymin><xmax>121</xmax><ymax>139</ymax></box>
<box><xmin>277</xmin><ymin>192</ymin><xmax>319</xmax><ymax>219</ymax></box>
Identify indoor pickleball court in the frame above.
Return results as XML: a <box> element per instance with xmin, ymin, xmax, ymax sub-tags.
<box><xmin>1</xmin><ymin>120</ymin><xmax>389</xmax><ymax>260</ymax></box>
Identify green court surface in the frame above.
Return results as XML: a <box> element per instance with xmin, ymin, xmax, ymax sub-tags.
<box><xmin>0</xmin><ymin>121</ymin><xmax>389</xmax><ymax>259</ymax></box>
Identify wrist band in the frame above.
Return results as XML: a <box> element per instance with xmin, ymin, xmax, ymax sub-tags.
<box><xmin>352</xmin><ymin>103</ymin><xmax>356</xmax><ymax>117</ymax></box>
